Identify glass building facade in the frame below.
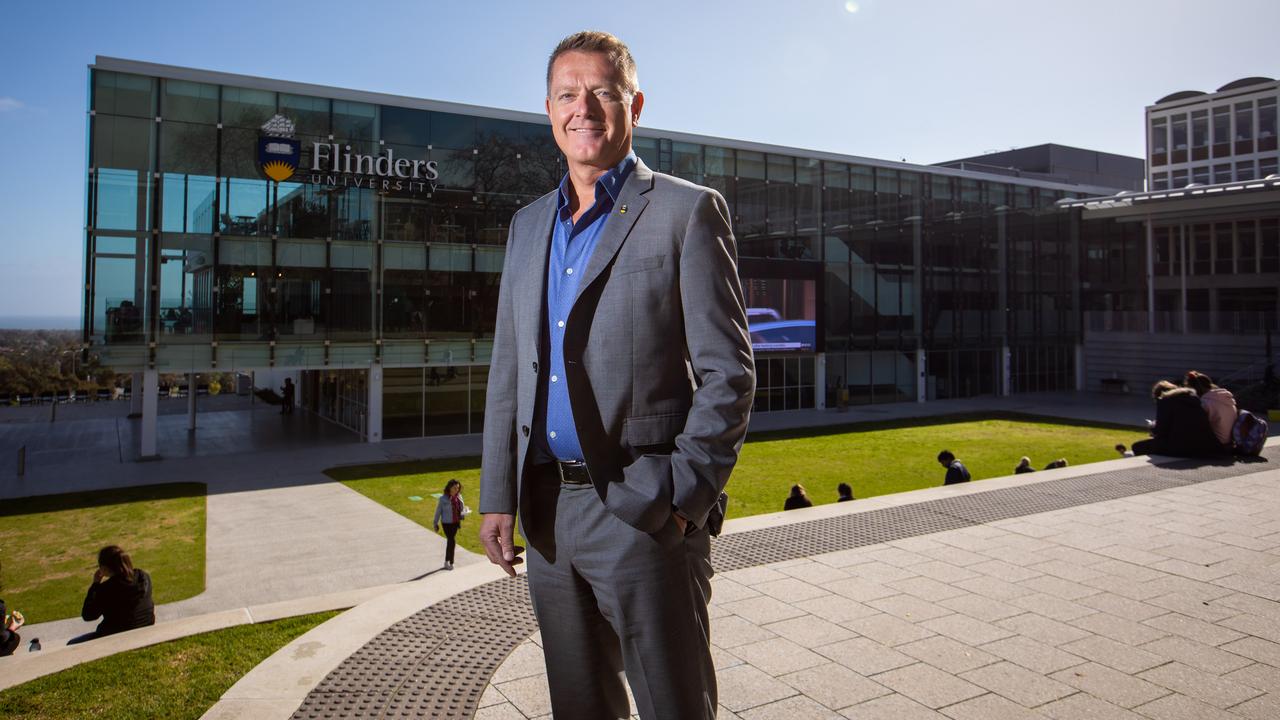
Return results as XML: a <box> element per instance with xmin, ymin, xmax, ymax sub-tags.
<box><xmin>85</xmin><ymin>58</ymin><xmax>1118</xmax><ymax>441</ymax></box>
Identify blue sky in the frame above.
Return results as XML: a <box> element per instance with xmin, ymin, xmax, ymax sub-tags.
<box><xmin>1</xmin><ymin>0</ymin><xmax>1276</xmax><ymax>320</ymax></box>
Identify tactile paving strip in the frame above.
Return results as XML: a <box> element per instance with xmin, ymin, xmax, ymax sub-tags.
<box><xmin>293</xmin><ymin>448</ymin><xmax>1275</xmax><ymax>718</ymax></box>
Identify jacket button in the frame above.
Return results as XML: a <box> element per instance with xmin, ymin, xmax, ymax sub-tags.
<box><xmin>532</xmin><ymin>361</ymin><xmax>538</xmax><ymax>373</ymax></box>
<box><xmin>521</xmin><ymin>425</ymin><xmax>530</xmax><ymax>437</ymax></box>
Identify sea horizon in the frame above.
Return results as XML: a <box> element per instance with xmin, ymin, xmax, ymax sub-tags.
<box><xmin>0</xmin><ymin>315</ymin><xmax>81</xmax><ymax>330</ymax></box>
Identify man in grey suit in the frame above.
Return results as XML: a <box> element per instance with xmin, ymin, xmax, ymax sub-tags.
<box><xmin>478</xmin><ymin>30</ymin><xmax>755</xmax><ymax>720</ymax></box>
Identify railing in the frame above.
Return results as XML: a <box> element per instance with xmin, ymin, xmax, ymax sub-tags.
<box><xmin>1085</xmin><ymin>311</ymin><xmax>1279</xmax><ymax>335</ymax></box>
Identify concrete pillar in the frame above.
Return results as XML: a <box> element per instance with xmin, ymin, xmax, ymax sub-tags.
<box><xmin>815</xmin><ymin>353</ymin><xmax>826</xmax><ymax>410</ymax></box>
<box><xmin>1179</xmin><ymin>223</ymin><xmax>1188</xmax><ymax>334</ymax></box>
<box><xmin>129</xmin><ymin>372</ymin><xmax>143</xmax><ymax>417</ymax></box>
<box><xmin>367</xmin><ymin>365</ymin><xmax>383</xmax><ymax>443</ymax></box>
<box><xmin>140</xmin><ymin>369</ymin><xmax>159</xmax><ymax>459</ymax></box>
<box><xmin>1001</xmin><ymin>344</ymin><xmax>1012</xmax><ymax>397</ymax></box>
<box><xmin>1075</xmin><ymin>344</ymin><xmax>1086</xmax><ymax>392</ymax></box>
<box><xmin>916</xmin><ymin>348</ymin><xmax>927</xmax><ymax>403</ymax></box>
<box><xmin>1145</xmin><ymin>218</ymin><xmax>1155</xmax><ymax>334</ymax></box>
<box><xmin>187</xmin><ymin>372</ymin><xmax>197</xmax><ymax>431</ymax></box>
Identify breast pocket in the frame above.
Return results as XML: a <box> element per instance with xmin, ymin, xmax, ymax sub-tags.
<box><xmin>613</xmin><ymin>255</ymin><xmax>665</xmax><ymax>276</ymax></box>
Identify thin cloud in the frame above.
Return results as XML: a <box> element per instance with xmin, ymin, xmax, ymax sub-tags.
<box><xmin>0</xmin><ymin>97</ymin><xmax>25</xmax><ymax>112</ymax></box>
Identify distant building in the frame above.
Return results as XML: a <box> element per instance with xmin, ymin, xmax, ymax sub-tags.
<box><xmin>935</xmin><ymin>144</ymin><xmax>1145</xmax><ymax>193</ymax></box>
<box><xmin>1065</xmin><ymin>77</ymin><xmax>1280</xmax><ymax>396</ymax></box>
<box><xmin>1147</xmin><ymin>77</ymin><xmax>1279</xmax><ymax>190</ymax></box>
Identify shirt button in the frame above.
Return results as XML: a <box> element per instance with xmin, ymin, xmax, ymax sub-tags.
<box><xmin>565</xmin><ymin>268</ymin><xmax>573</xmax><ymax>275</ymax></box>
<box><xmin>521</xmin><ymin>425</ymin><xmax>530</xmax><ymax>437</ymax></box>
<box><xmin>532</xmin><ymin>361</ymin><xmax>538</xmax><ymax>372</ymax></box>
<box><xmin>557</xmin><ymin>320</ymin><xmax>564</xmax><ymax>328</ymax></box>
<box><xmin>549</xmin><ymin>431</ymin><xmax>558</xmax><ymax>439</ymax></box>
<box><xmin>551</xmin><ymin>375</ymin><xmax>558</xmax><ymax>383</ymax></box>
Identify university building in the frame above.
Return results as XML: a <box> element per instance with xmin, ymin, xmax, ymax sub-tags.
<box><xmin>86</xmin><ymin>57</ymin><xmax>1198</xmax><ymax>455</ymax></box>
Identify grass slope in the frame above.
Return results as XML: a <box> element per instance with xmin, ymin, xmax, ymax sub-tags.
<box><xmin>331</xmin><ymin>414</ymin><xmax>1137</xmax><ymax>556</ymax></box>
<box><xmin>0</xmin><ymin>611</ymin><xmax>337</xmax><ymax>720</ymax></box>
<box><xmin>0</xmin><ymin>483</ymin><xmax>206</xmax><ymax>624</ymax></box>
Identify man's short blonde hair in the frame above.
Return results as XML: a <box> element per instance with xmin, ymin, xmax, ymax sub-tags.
<box><xmin>546</xmin><ymin>31</ymin><xmax>639</xmax><ymax>100</ymax></box>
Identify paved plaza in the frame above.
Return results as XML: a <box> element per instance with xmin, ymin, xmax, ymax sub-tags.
<box><xmin>272</xmin><ymin>444</ymin><xmax>1280</xmax><ymax>720</ymax></box>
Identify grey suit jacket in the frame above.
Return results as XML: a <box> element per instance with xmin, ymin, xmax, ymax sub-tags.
<box><xmin>479</xmin><ymin>158</ymin><xmax>755</xmax><ymax>548</ymax></box>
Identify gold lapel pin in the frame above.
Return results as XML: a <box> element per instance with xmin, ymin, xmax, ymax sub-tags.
<box><xmin>620</xmin><ymin>204</ymin><xmax>628</xmax><ymax>214</ymax></box>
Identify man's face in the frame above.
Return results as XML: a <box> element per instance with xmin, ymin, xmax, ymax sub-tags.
<box><xmin>545</xmin><ymin>50</ymin><xmax>643</xmax><ymax>175</ymax></box>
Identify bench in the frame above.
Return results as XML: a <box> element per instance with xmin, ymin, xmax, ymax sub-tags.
<box><xmin>1100</xmin><ymin>378</ymin><xmax>1129</xmax><ymax>395</ymax></box>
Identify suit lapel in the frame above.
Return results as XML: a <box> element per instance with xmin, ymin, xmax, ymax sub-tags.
<box><xmin>514</xmin><ymin>192</ymin><xmax>558</xmax><ymax>352</ymax></box>
<box><xmin>570</xmin><ymin>159</ymin><xmax>655</xmax><ymax>310</ymax></box>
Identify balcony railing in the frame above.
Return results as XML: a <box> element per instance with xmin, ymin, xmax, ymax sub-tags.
<box><xmin>1085</xmin><ymin>311</ymin><xmax>1279</xmax><ymax>335</ymax></box>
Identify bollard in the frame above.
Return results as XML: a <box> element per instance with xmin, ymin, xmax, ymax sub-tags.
<box><xmin>17</xmin><ymin>445</ymin><xmax>26</xmax><ymax>477</ymax></box>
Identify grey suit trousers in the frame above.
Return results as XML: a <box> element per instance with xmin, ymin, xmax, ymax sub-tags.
<box><xmin>524</xmin><ymin>469</ymin><xmax>716</xmax><ymax>720</ymax></box>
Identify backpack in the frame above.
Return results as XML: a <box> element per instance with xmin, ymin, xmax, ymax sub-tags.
<box><xmin>1232</xmin><ymin>410</ymin><xmax>1269</xmax><ymax>456</ymax></box>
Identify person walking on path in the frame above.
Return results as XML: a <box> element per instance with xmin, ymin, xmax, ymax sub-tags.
<box><xmin>433</xmin><ymin>479</ymin><xmax>467</xmax><ymax>570</ymax></box>
<box><xmin>784</xmin><ymin>484</ymin><xmax>814</xmax><ymax>510</ymax></box>
<box><xmin>938</xmin><ymin>450</ymin><xmax>971</xmax><ymax>485</ymax></box>
<box><xmin>478</xmin><ymin>30</ymin><xmax>755</xmax><ymax>720</ymax></box>
<box><xmin>68</xmin><ymin>545</ymin><xmax>155</xmax><ymax>645</ymax></box>
<box><xmin>280</xmin><ymin>378</ymin><xmax>295</xmax><ymax>415</ymax></box>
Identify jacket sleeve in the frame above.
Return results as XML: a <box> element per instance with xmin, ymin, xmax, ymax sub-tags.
<box><xmin>432</xmin><ymin>496</ymin><xmax>445</xmax><ymax>526</ymax></box>
<box><xmin>669</xmin><ymin>189</ymin><xmax>756</xmax><ymax>529</ymax></box>
<box><xmin>479</xmin><ymin>214</ymin><xmax>522</xmax><ymax>515</ymax></box>
<box><xmin>81</xmin><ymin>583</ymin><xmax>103</xmax><ymax>622</ymax></box>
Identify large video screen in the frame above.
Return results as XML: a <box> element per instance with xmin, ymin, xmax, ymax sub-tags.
<box><xmin>743</xmin><ymin>277</ymin><xmax>817</xmax><ymax>353</ymax></box>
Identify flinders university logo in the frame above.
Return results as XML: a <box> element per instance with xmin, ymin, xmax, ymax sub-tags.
<box><xmin>258</xmin><ymin>114</ymin><xmax>301</xmax><ymax>182</ymax></box>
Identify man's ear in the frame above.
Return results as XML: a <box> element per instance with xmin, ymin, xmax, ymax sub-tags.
<box><xmin>631</xmin><ymin>90</ymin><xmax>645</xmax><ymax>126</ymax></box>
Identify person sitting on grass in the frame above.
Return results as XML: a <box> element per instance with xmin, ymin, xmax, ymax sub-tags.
<box><xmin>1131</xmin><ymin>380</ymin><xmax>1227</xmax><ymax>459</ymax></box>
<box><xmin>1185</xmin><ymin>370</ymin><xmax>1238</xmax><ymax>452</ymax></box>
<box><xmin>1044</xmin><ymin>458</ymin><xmax>1069</xmax><ymax>470</ymax></box>
<box><xmin>68</xmin><ymin>545</ymin><xmax>155</xmax><ymax>645</ymax></box>
<box><xmin>784</xmin><ymin>484</ymin><xmax>814</xmax><ymax>510</ymax></box>
<box><xmin>1115</xmin><ymin>443</ymin><xmax>1134</xmax><ymax>457</ymax></box>
<box><xmin>937</xmin><ymin>450</ymin><xmax>971</xmax><ymax>485</ymax></box>
<box><xmin>0</xmin><ymin>562</ymin><xmax>24</xmax><ymax>657</ymax></box>
<box><xmin>1014</xmin><ymin>457</ymin><xmax>1036</xmax><ymax>474</ymax></box>
<box><xmin>836</xmin><ymin>482</ymin><xmax>855</xmax><ymax>502</ymax></box>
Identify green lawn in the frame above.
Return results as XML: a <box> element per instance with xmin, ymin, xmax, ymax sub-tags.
<box><xmin>0</xmin><ymin>483</ymin><xmax>206</xmax><ymax>625</ymax></box>
<box><xmin>0</xmin><ymin>611</ymin><xmax>337</xmax><ymax>720</ymax></box>
<box><xmin>331</xmin><ymin>413</ymin><xmax>1138</xmax><ymax>555</ymax></box>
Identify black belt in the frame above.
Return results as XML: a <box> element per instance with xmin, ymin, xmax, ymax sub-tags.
<box><xmin>540</xmin><ymin>460</ymin><xmax>591</xmax><ymax>485</ymax></box>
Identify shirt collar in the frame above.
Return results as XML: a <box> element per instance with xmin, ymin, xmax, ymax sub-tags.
<box><xmin>556</xmin><ymin>152</ymin><xmax>638</xmax><ymax>214</ymax></box>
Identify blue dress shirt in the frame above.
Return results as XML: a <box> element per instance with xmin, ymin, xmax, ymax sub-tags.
<box><xmin>536</xmin><ymin>152</ymin><xmax>637</xmax><ymax>462</ymax></box>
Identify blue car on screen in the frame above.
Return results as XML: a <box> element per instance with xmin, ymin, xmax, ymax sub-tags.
<box><xmin>749</xmin><ymin>320</ymin><xmax>815</xmax><ymax>352</ymax></box>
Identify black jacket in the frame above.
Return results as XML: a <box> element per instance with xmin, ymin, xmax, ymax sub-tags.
<box><xmin>0</xmin><ymin>598</ymin><xmax>18</xmax><ymax>656</ymax></box>
<box><xmin>783</xmin><ymin>496</ymin><xmax>813</xmax><ymax>510</ymax></box>
<box><xmin>945</xmin><ymin>461</ymin><xmax>971</xmax><ymax>485</ymax></box>
<box><xmin>82</xmin><ymin>569</ymin><xmax>156</xmax><ymax>636</ymax></box>
<box><xmin>1151</xmin><ymin>388</ymin><xmax>1228</xmax><ymax>458</ymax></box>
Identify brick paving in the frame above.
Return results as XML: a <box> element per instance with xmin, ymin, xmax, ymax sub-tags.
<box><xmin>477</xmin><ymin>465</ymin><xmax>1280</xmax><ymax>719</ymax></box>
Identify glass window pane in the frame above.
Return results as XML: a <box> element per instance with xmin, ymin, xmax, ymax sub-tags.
<box><xmin>381</xmin><ymin>106</ymin><xmax>431</xmax><ymax>145</ymax></box>
<box><xmin>161</xmin><ymin>174</ymin><xmax>216</xmax><ymax>233</ymax></box>
<box><xmin>159</xmin><ymin>234</ymin><xmax>213</xmax><ymax>341</ymax></box>
<box><xmin>333</xmin><ymin>100</ymin><xmax>376</xmax><ymax>142</ymax></box>
<box><xmin>161</xmin><ymin>79</ymin><xmax>218</xmax><ymax>123</ymax></box>
<box><xmin>384</xmin><ymin>368</ymin><xmax>424</xmax><ymax>439</ymax></box>
<box><xmin>221</xmin><ymin>86</ymin><xmax>276</xmax><ymax>129</ymax></box>
<box><xmin>431</xmin><ymin>112</ymin><xmax>476</xmax><ymax>149</ymax></box>
<box><xmin>279</xmin><ymin>94</ymin><xmax>330</xmax><ymax>136</ymax></box>
<box><xmin>160</xmin><ymin>120</ymin><xmax>216</xmax><ymax>175</ymax></box>
<box><xmin>94</xmin><ymin>70</ymin><xmax>154</xmax><ymax>118</ymax></box>
<box><xmin>424</xmin><ymin>366</ymin><xmax>469</xmax><ymax>436</ymax></box>
<box><xmin>94</xmin><ymin>255</ymin><xmax>143</xmax><ymax>342</ymax></box>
